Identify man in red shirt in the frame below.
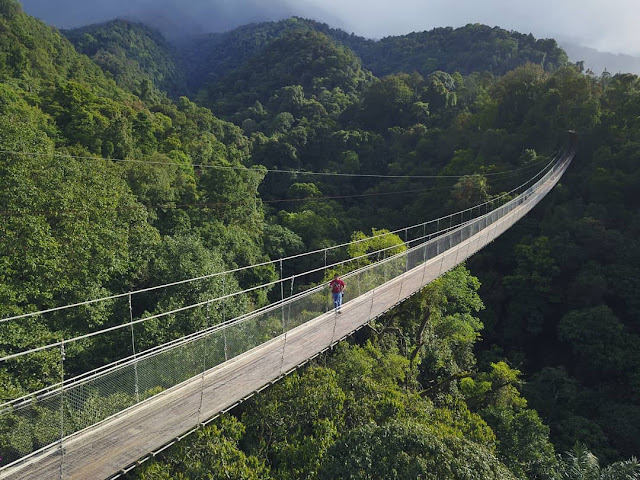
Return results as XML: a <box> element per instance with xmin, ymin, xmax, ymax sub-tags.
<box><xmin>329</xmin><ymin>274</ymin><xmax>346</xmax><ymax>314</ymax></box>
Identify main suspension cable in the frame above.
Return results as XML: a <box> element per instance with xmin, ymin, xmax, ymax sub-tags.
<box><xmin>1</xmin><ymin>152</ymin><xmax>560</xmax><ymax>324</ymax></box>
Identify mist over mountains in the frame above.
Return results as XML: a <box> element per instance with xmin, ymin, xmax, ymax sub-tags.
<box><xmin>19</xmin><ymin>0</ymin><xmax>345</xmax><ymax>39</ymax></box>
<box><xmin>560</xmin><ymin>40</ymin><xmax>640</xmax><ymax>75</ymax></box>
<box><xmin>20</xmin><ymin>0</ymin><xmax>640</xmax><ymax>76</ymax></box>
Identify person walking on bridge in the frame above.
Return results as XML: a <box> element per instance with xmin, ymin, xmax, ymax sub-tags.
<box><xmin>329</xmin><ymin>273</ymin><xmax>345</xmax><ymax>314</ymax></box>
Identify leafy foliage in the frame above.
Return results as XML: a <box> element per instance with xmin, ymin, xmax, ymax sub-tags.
<box><xmin>319</xmin><ymin>420</ymin><xmax>516</xmax><ymax>480</ymax></box>
<box><xmin>136</xmin><ymin>417</ymin><xmax>270</xmax><ymax>480</ymax></box>
<box><xmin>0</xmin><ymin>1</ymin><xmax>272</xmax><ymax>404</ymax></box>
<box><xmin>64</xmin><ymin>19</ymin><xmax>186</xmax><ymax>98</ymax></box>
<box><xmin>355</xmin><ymin>24</ymin><xmax>568</xmax><ymax>78</ymax></box>
<box><xmin>2</xmin><ymin>4</ymin><xmax>640</xmax><ymax>477</ymax></box>
<box><xmin>198</xmin><ymin>29</ymin><xmax>371</xmax><ymax>118</ymax></box>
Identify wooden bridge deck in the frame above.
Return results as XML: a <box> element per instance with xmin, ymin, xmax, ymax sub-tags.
<box><xmin>1</xmin><ymin>163</ymin><xmax>566</xmax><ymax>480</ymax></box>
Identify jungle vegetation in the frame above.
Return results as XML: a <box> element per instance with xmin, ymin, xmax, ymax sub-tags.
<box><xmin>0</xmin><ymin>1</ymin><xmax>639</xmax><ymax>477</ymax></box>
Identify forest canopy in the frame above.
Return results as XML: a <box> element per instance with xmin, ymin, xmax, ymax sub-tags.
<box><xmin>1</xmin><ymin>2</ymin><xmax>639</xmax><ymax>478</ymax></box>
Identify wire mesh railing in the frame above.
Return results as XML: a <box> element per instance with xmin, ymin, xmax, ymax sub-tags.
<box><xmin>0</xmin><ymin>150</ymin><xmax>573</xmax><ymax>472</ymax></box>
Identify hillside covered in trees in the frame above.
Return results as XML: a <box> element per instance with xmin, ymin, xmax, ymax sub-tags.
<box><xmin>1</xmin><ymin>1</ymin><xmax>639</xmax><ymax>478</ymax></box>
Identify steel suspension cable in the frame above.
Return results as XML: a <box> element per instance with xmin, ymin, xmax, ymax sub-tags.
<box><xmin>0</xmin><ymin>148</ymin><xmax>553</xmax><ymax>179</ymax></box>
<box><xmin>1</xmin><ymin>151</ymin><xmax>561</xmax><ymax>324</ymax></box>
<box><xmin>0</xmin><ymin>153</ymin><xmax>572</xmax><ymax>407</ymax></box>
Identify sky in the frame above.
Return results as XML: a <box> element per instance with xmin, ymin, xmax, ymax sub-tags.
<box><xmin>18</xmin><ymin>0</ymin><xmax>640</xmax><ymax>56</ymax></box>
<box><xmin>298</xmin><ymin>0</ymin><xmax>640</xmax><ymax>56</ymax></box>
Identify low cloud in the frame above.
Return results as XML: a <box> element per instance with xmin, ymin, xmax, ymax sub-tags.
<box><xmin>19</xmin><ymin>0</ymin><xmax>640</xmax><ymax>55</ymax></box>
<box><xmin>21</xmin><ymin>0</ymin><xmax>303</xmax><ymax>37</ymax></box>
<box><xmin>296</xmin><ymin>0</ymin><xmax>640</xmax><ymax>55</ymax></box>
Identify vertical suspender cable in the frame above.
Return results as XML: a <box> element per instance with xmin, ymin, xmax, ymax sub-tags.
<box><xmin>438</xmin><ymin>230</ymin><xmax>447</xmax><ymax>278</ymax></box>
<box><xmin>324</xmin><ymin>250</ymin><xmax>330</xmax><ymax>312</ymax></box>
<box><xmin>278</xmin><ymin>259</ymin><xmax>287</xmax><ymax>375</ymax></box>
<box><xmin>324</xmin><ymin>250</ymin><xmax>327</xmax><ymax>275</ymax></box>
<box><xmin>288</xmin><ymin>276</ymin><xmax>295</xmax><ymax>327</ymax></box>
<box><xmin>198</xmin><ymin>302</ymin><xmax>210</xmax><ymax>425</ymax></box>
<box><xmin>279</xmin><ymin>276</ymin><xmax>295</xmax><ymax>376</ymax></box>
<box><xmin>453</xmin><ymin>224</ymin><xmax>463</xmax><ymax>268</ymax></box>
<box><xmin>420</xmin><ymin>233</ymin><xmax>429</xmax><ymax>289</ymax></box>
<box><xmin>129</xmin><ymin>293</ymin><xmax>140</xmax><ymax>403</ymax></box>
<box><xmin>280</xmin><ymin>260</ymin><xmax>285</xmax><ymax>333</ymax></box>
<box><xmin>222</xmin><ymin>276</ymin><xmax>228</xmax><ymax>362</ymax></box>
<box><xmin>368</xmin><ymin>285</ymin><xmax>376</xmax><ymax>323</ymax></box>
<box><xmin>397</xmin><ymin>250</ymin><xmax>407</xmax><ymax>304</ymax></box>
<box><xmin>59</xmin><ymin>340</ymin><xmax>66</xmax><ymax>480</ymax></box>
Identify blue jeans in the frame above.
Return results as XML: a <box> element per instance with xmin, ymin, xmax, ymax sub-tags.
<box><xmin>332</xmin><ymin>292</ymin><xmax>343</xmax><ymax>310</ymax></box>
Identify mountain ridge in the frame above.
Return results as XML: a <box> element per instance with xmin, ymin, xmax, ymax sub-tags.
<box><xmin>64</xmin><ymin>17</ymin><xmax>572</xmax><ymax>100</ymax></box>
<box><xmin>2</xmin><ymin>1</ymin><xmax>640</xmax><ymax>474</ymax></box>
<box><xmin>559</xmin><ymin>39</ymin><xmax>640</xmax><ymax>75</ymax></box>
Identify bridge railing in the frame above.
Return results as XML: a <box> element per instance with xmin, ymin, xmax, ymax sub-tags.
<box><xmin>0</xmin><ymin>151</ymin><xmax>573</xmax><ymax>471</ymax></box>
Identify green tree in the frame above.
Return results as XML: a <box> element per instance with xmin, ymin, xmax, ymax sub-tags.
<box><xmin>448</xmin><ymin>174</ymin><xmax>490</xmax><ymax>211</ymax></box>
<box><xmin>347</xmin><ymin>228</ymin><xmax>406</xmax><ymax>268</ymax></box>
<box><xmin>557</xmin><ymin>443</ymin><xmax>640</xmax><ymax>480</ymax></box>
<box><xmin>359</xmin><ymin>74</ymin><xmax>415</xmax><ymax>130</ymax></box>
<box><xmin>502</xmin><ymin>236</ymin><xmax>560</xmax><ymax>342</ymax></box>
<box><xmin>241</xmin><ymin>367</ymin><xmax>346</xmax><ymax>479</ymax></box>
<box><xmin>557</xmin><ymin>306</ymin><xmax>637</xmax><ymax>380</ymax></box>
<box><xmin>136</xmin><ymin>417</ymin><xmax>270</xmax><ymax>480</ymax></box>
<box><xmin>319</xmin><ymin>420</ymin><xmax>515</xmax><ymax>480</ymax></box>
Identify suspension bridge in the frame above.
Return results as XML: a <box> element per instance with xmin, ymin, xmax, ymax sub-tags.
<box><xmin>0</xmin><ymin>149</ymin><xmax>574</xmax><ymax>480</ymax></box>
